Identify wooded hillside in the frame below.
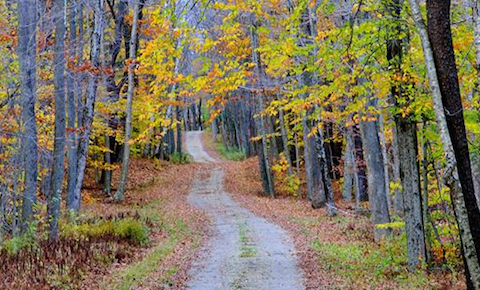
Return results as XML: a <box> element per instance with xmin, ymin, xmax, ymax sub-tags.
<box><xmin>2</xmin><ymin>0</ymin><xmax>480</xmax><ymax>289</ymax></box>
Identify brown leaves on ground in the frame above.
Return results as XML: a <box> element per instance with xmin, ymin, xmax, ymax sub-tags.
<box><xmin>222</xmin><ymin>157</ymin><xmax>465</xmax><ymax>290</ymax></box>
<box><xmin>81</xmin><ymin>159</ymin><xmax>210</xmax><ymax>290</ymax></box>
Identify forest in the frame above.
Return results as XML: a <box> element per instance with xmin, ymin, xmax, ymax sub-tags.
<box><xmin>2</xmin><ymin>0</ymin><xmax>480</xmax><ymax>289</ymax></box>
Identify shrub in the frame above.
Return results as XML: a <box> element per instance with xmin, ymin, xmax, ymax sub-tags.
<box><xmin>168</xmin><ymin>153</ymin><xmax>191</xmax><ymax>164</ymax></box>
<box><xmin>114</xmin><ymin>218</ymin><xmax>149</xmax><ymax>245</ymax></box>
<box><xmin>3</xmin><ymin>234</ymin><xmax>36</xmax><ymax>256</ymax></box>
<box><xmin>61</xmin><ymin>216</ymin><xmax>149</xmax><ymax>245</ymax></box>
<box><xmin>215</xmin><ymin>142</ymin><xmax>245</xmax><ymax>161</ymax></box>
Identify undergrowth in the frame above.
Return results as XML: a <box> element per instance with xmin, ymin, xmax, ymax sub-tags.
<box><xmin>313</xmin><ymin>235</ymin><xmax>430</xmax><ymax>289</ymax></box>
<box><xmin>114</xmin><ymin>235</ymin><xmax>178</xmax><ymax>290</ymax></box>
<box><xmin>0</xmin><ymin>213</ymin><xmax>151</xmax><ymax>290</ymax></box>
<box><xmin>168</xmin><ymin>153</ymin><xmax>191</xmax><ymax>164</ymax></box>
<box><xmin>61</xmin><ymin>216</ymin><xmax>149</xmax><ymax>245</ymax></box>
<box><xmin>106</xmin><ymin>208</ymin><xmax>197</xmax><ymax>290</ymax></box>
<box><xmin>215</xmin><ymin>142</ymin><xmax>245</xmax><ymax>161</ymax></box>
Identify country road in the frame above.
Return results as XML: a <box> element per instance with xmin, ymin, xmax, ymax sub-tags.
<box><xmin>185</xmin><ymin>131</ymin><xmax>305</xmax><ymax>290</ymax></box>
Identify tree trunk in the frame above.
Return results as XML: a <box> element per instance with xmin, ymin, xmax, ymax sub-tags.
<box><xmin>385</xmin><ymin>0</ymin><xmax>425</xmax><ymax>269</ymax></box>
<box><xmin>211</xmin><ymin>117</ymin><xmax>218</xmax><ymax>142</ymax></box>
<box><xmin>303</xmin><ymin>112</ymin><xmax>325</xmax><ymax>205</ymax></box>
<box><xmin>421</xmin><ymin>123</ymin><xmax>433</xmax><ymax>266</ymax></box>
<box><xmin>475</xmin><ymin>0</ymin><xmax>480</xmax><ymax>98</ymax></box>
<box><xmin>115</xmin><ymin>2</ymin><xmax>140</xmax><ymax>201</ymax></box>
<box><xmin>18</xmin><ymin>0</ymin><xmax>39</xmax><ymax>225</ymax></box>
<box><xmin>408</xmin><ymin>0</ymin><xmax>480</xmax><ymax>287</ymax></box>
<box><xmin>103</xmin><ymin>0</ymin><xmax>128</xmax><ymax>195</ymax></box>
<box><xmin>353</xmin><ymin>125</ymin><xmax>368</xmax><ymax>202</ymax></box>
<box><xmin>397</xmin><ymin>119</ymin><xmax>426</xmax><ymax>269</ymax></box>
<box><xmin>48</xmin><ymin>0</ymin><xmax>67</xmax><ymax>240</ymax></box>
<box><xmin>67</xmin><ymin>0</ymin><xmax>79</xmax><ymax>205</ymax></box>
<box><xmin>69</xmin><ymin>0</ymin><xmax>103</xmax><ymax>212</ymax></box>
<box><xmin>176</xmin><ymin>104</ymin><xmax>182</xmax><ymax>154</ymax></box>
<box><xmin>427</xmin><ymin>1</ymin><xmax>480</xmax><ymax>287</ymax></box>
<box><xmin>391</xmin><ymin>126</ymin><xmax>403</xmax><ymax>214</ymax></box>
<box><xmin>360</xmin><ymin>99</ymin><xmax>391</xmax><ymax>241</ymax></box>
<box><xmin>250</xmin><ymin>16</ymin><xmax>274</xmax><ymax>197</ymax></box>
<box><xmin>473</xmin><ymin>0</ymin><xmax>480</xmax><ymax>208</ymax></box>
<box><xmin>342</xmin><ymin>122</ymin><xmax>355</xmax><ymax>201</ymax></box>
<box><xmin>279</xmin><ymin>107</ymin><xmax>294</xmax><ymax>176</ymax></box>
<box><xmin>315</xmin><ymin>108</ymin><xmax>337</xmax><ymax>216</ymax></box>
<box><xmin>378</xmin><ymin>114</ymin><xmax>391</xmax><ymax>211</ymax></box>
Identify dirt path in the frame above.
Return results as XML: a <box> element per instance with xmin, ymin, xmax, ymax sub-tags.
<box><xmin>186</xmin><ymin>131</ymin><xmax>305</xmax><ymax>290</ymax></box>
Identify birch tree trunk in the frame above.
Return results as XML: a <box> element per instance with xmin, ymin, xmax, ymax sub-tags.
<box><xmin>408</xmin><ymin>0</ymin><xmax>480</xmax><ymax>287</ymax></box>
<box><xmin>115</xmin><ymin>3</ymin><xmax>140</xmax><ymax>201</ymax></box>
<box><xmin>18</xmin><ymin>0</ymin><xmax>39</xmax><ymax>225</ymax></box>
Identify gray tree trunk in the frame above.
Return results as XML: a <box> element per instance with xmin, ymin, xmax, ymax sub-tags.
<box><xmin>67</xmin><ymin>0</ymin><xmax>79</xmax><ymax>206</ymax></box>
<box><xmin>342</xmin><ymin>121</ymin><xmax>355</xmax><ymax>201</ymax></box>
<box><xmin>473</xmin><ymin>0</ymin><xmax>480</xmax><ymax>208</ymax></box>
<box><xmin>18</xmin><ymin>0</ymin><xmax>39</xmax><ymax>225</ymax></box>
<box><xmin>397</xmin><ymin>119</ymin><xmax>426</xmax><ymax>269</ymax></box>
<box><xmin>408</xmin><ymin>0</ymin><xmax>480</xmax><ymax>286</ymax></box>
<box><xmin>378</xmin><ymin>114</ymin><xmax>391</xmax><ymax>211</ymax></box>
<box><xmin>303</xmin><ymin>112</ymin><xmax>324</xmax><ymax>204</ymax></box>
<box><xmin>70</xmin><ymin>0</ymin><xmax>103</xmax><ymax>212</ymax></box>
<box><xmin>103</xmin><ymin>0</ymin><xmax>128</xmax><ymax>195</ymax></box>
<box><xmin>360</xmin><ymin>100</ymin><xmax>392</xmax><ymax>241</ymax></box>
<box><xmin>421</xmin><ymin>123</ymin><xmax>433</xmax><ymax>266</ymax></box>
<box><xmin>176</xmin><ymin>104</ymin><xmax>182</xmax><ymax>154</ymax></box>
<box><xmin>250</xmin><ymin>16</ymin><xmax>274</xmax><ymax>197</ymax></box>
<box><xmin>391</xmin><ymin>126</ymin><xmax>403</xmax><ymax>214</ymax></box>
<box><xmin>211</xmin><ymin>117</ymin><xmax>218</xmax><ymax>142</ymax></box>
<box><xmin>115</xmin><ymin>2</ymin><xmax>140</xmax><ymax>201</ymax></box>
<box><xmin>315</xmin><ymin>108</ymin><xmax>337</xmax><ymax>216</ymax></box>
<box><xmin>279</xmin><ymin>107</ymin><xmax>294</xmax><ymax>176</ymax></box>
<box><xmin>385</xmin><ymin>0</ymin><xmax>425</xmax><ymax>268</ymax></box>
<box><xmin>48</xmin><ymin>0</ymin><xmax>67</xmax><ymax>240</ymax></box>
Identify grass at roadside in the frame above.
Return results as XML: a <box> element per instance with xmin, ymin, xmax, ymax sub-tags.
<box><xmin>80</xmin><ymin>159</ymin><xmax>208</xmax><ymax>290</ymax></box>
<box><xmin>312</xmin><ymin>236</ymin><xmax>433</xmax><ymax>289</ymax></box>
<box><xmin>215</xmin><ymin>142</ymin><xmax>245</xmax><ymax>161</ymax></box>
<box><xmin>110</xmin><ymin>206</ymin><xmax>199</xmax><ymax>290</ymax></box>
<box><xmin>222</xmin><ymin>157</ymin><xmax>464</xmax><ymax>290</ymax></box>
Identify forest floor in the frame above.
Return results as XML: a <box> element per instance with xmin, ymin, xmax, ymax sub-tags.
<box><xmin>200</xmin><ymin>131</ymin><xmax>465</xmax><ymax>290</ymax></box>
<box><xmin>75</xmin><ymin>131</ymin><xmax>466</xmax><ymax>290</ymax></box>
<box><xmin>81</xmin><ymin>159</ymin><xmax>210</xmax><ymax>290</ymax></box>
